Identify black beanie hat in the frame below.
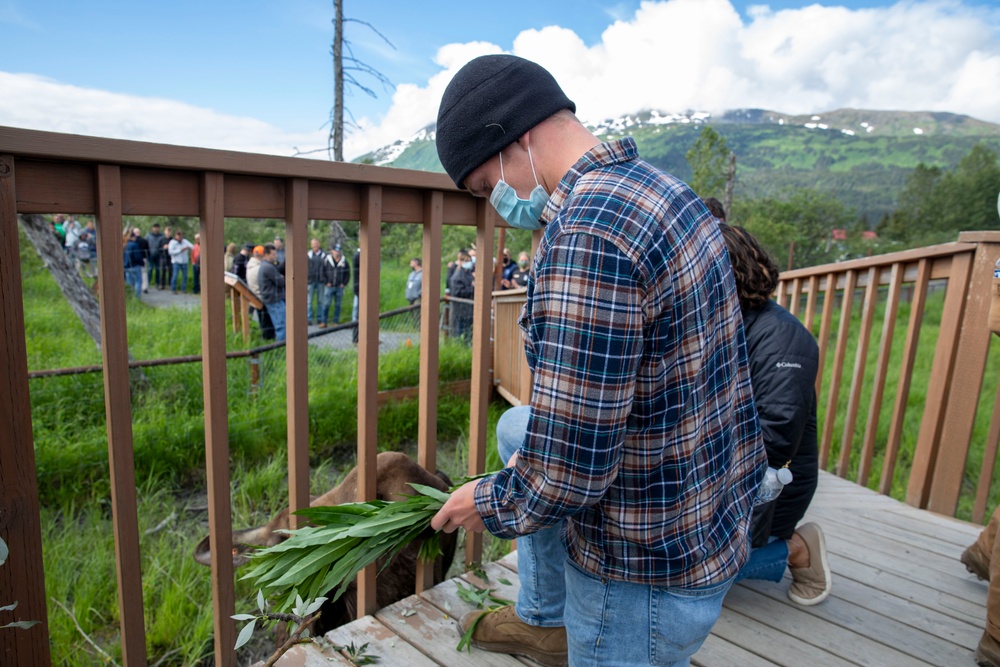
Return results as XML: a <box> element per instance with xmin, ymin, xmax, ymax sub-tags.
<box><xmin>436</xmin><ymin>55</ymin><xmax>575</xmax><ymax>189</ymax></box>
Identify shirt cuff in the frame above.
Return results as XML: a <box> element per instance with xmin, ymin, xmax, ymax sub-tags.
<box><xmin>474</xmin><ymin>469</ymin><xmax>520</xmax><ymax>540</ymax></box>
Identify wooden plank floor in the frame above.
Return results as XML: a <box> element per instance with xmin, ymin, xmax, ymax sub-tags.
<box><xmin>272</xmin><ymin>471</ymin><xmax>987</xmax><ymax>666</ymax></box>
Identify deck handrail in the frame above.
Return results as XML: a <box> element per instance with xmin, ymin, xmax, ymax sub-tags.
<box><xmin>0</xmin><ymin>125</ymin><xmax>499</xmax><ymax>666</ymax></box>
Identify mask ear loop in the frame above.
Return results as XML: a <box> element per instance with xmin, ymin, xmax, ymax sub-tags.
<box><xmin>498</xmin><ymin>151</ymin><xmax>506</xmax><ymax>184</ymax></box>
<box><xmin>527</xmin><ymin>145</ymin><xmax>540</xmax><ymax>187</ymax></box>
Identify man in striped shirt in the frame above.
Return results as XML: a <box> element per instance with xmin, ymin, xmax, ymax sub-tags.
<box><xmin>431</xmin><ymin>55</ymin><xmax>765</xmax><ymax>667</ymax></box>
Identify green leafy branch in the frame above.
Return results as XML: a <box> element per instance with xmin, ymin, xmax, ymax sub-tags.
<box><xmin>1</xmin><ymin>537</ymin><xmax>40</xmax><ymax>631</ymax></box>
<box><xmin>233</xmin><ymin>589</ymin><xmax>325</xmax><ymax>666</ymax></box>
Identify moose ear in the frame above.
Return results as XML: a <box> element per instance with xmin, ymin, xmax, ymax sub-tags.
<box><xmin>192</xmin><ymin>533</ymin><xmax>261</xmax><ymax>568</ymax></box>
<box><xmin>192</xmin><ymin>535</ymin><xmax>213</xmax><ymax>566</ymax></box>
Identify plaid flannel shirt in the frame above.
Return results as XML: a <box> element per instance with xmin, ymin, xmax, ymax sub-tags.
<box><xmin>475</xmin><ymin>138</ymin><xmax>765</xmax><ymax>587</ymax></box>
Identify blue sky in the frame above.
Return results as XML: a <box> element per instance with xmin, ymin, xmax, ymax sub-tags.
<box><xmin>2</xmin><ymin>0</ymin><xmax>998</xmax><ymax>159</ymax></box>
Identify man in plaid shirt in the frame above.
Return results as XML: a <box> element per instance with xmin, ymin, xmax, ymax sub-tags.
<box><xmin>431</xmin><ymin>55</ymin><xmax>765</xmax><ymax>667</ymax></box>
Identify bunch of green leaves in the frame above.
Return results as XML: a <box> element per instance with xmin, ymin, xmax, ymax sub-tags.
<box><xmin>241</xmin><ymin>483</ymin><xmax>451</xmax><ymax>612</ymax></box>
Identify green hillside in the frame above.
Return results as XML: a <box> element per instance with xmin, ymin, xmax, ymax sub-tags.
<box><xmin>360</xmin><ymin>108</ymin><xmax>1000</xmax><ymax>224</ymax></box>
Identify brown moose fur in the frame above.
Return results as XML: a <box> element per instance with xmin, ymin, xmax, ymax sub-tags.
<box><xmin>193</xmin><ymin>451</ymin><xmax>457</xmax><ymax>634</ymax></box>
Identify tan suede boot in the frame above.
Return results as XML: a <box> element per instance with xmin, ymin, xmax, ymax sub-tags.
<box><xmin>976</xmin><ymin>631</ymin><xmax>1000</xmax><ymax>667</ymax></box>
<box><xmin>459</xmin><ymin>605</ymin><xmax>568</xmax><ymax>667</ymax></box>
<box><xmin>963</xmin><ymin>542</ymin><xmax>992</xmax><ymax>581</ymax></box>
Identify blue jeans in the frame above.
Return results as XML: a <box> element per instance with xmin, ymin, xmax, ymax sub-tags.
<box><xmin>497</xmin><ymin>406</ymin><xmax>567</xmax><ymax>626</ymax></box>
<box><xmin>734</xmin><ymin>537</ymin><xmax>789</xmax><ymax>583</ymax></box>
<box><xmin>171</xmin><ymin>263</ymin><xmax>188</xmax><ymax>292</ymax></box>
<box><xmin>125</xmin><ymin>266</ymin><xmax>143</xmax><ymax>298</ymax></box>
<box><xmin>267</xmin><ymin>300</ymin><xmax>287</xmax><ymax>341</ymax></box>
<box><xmin>498</xmin><ymin>404</ymin><xmax>732</xmax><ymax>666</ymax></box>
<box><xmin>324</xmin><ymin>286</ymin><xmax>345</xmax><ymax>324</ymax></box>
<box><xmin>307</xmin><ymin>282</ymin><xmax>321</xmax><ymax>323</ymax></box>
<box><xmin>565</xmin><ymin>559</ymin><xmax>732</xmax><ymax>667</ymax></box>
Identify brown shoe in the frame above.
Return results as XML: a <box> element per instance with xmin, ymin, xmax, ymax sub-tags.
<box><xmin>977</xmin><ymin>631</ymin><xmax>1000</xmax><ymax>667</ymax></box>
<box><xmin>459</xmin><ymin>605</ymin><xmax>567</xmax><ymax>667</ymax></box>
<box><xmin>318</xmin><ymin>322</ymin><xmax>327</xmax><ymax>329</ymax></box>
<box><xmin>962</xmin><ymin>542</ymin><xmax>991</xmax><ymax>581</ymax></box>
<box><xmin>788</xmin><ymin>522</ymin><xmax>832</xmax><ymax>606</ymax></box>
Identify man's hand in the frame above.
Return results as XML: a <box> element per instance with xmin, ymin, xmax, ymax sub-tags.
<box><xmin>431</xmin><ymin>479</ymin><xmax>486</xmax><ymax>534</ymax></box>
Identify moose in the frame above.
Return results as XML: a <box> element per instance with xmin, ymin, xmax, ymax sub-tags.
<box><xmin>193</xmin><ymin>451</ymin><xmax>458</xmax><ymax>634</ymax></box>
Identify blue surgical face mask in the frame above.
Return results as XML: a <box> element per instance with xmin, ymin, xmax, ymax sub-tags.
<box><xmin>489</xmin><ymin>146</ymin><xmax>548</xmax><ymax>231</ymax></box>
<box><xmin>461</xmin><ymin>261</ymin><xmax>473</xmax><ymax>270</ymax></box>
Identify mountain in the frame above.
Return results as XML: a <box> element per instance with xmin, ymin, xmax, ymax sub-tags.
<box><xmin>356</xmin><ymin>108</ymin><xmax>1000</xmax><ymax>224</ymax></box>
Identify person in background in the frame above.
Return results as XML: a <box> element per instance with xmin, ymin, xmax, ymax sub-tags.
<box><xmin>405</xmin><ymin>257</ymin><xmax>423</xmax><ymax>327</ymax></box>
<box><xmin>447</xmin><ymin>249</ymin><xmax>474</xmax><ymax>342</ymax></box>
<box><xmin>430</xmin><ymin>54</ymin><xmax>763</xmax><ymax>667</ymax></box>
<box><xmin>246</xmin><ymin>245</ymin><xmax>275</xmax><ymax>340</ymax></box>
<box><xmin>246</xmin><ymin>245</ymin><xmax>264</xmax><ymax>301</ymax></box>
<box><xmin>132</xmin><ymin>226</ymin><xmax>150</xmax><ymax>293</ymax></box>
<box><xmin>503</xmin><ymin>251</ymin><xmax>530</xmax><ymax>289</ymax></box>
<box><xmin>168</xmin><ymin>229</ymin><xmax>194</xmax><ymax>294</ymax></box>
<box><xmin>233</xmin><ymin>243</ymin><xmax>252</xmax><ymax>283</ymax></box>
<box><xmin>63</xmin><ymin>215</ymin><xmax>82</xmax><ymax>255</ymax></box>
<box><xmin>156</xmin><ymin>226</ymin><xmax>173</xmax><ymax>290</ymax></box>
<box><xmin>718</xmin><ymin>223</ymin><xmax>829</xmax><ymax>606</ymax></box>
<box><xmin>76</xmin><ymin>231</ymin><xmax>95</xmax><ymax>279</ymax></box>
<box><xmin>319</xmin><ymin>242</ymin><xmax>350</xmax><ymax>328</ymax></box>
<box><xmin>146</xmin><ymin>224</ymin><xmax>165</xmax><ymax>288</ymax></box>
<box><xmin>273</xmin><ymin>237</ymin><xmax>286</xmax><ymax>267</ymax></box>
<box><xmin>191</xmin><ymin>233</ymin><xmax>202</xmax><ymax>295</ymax></box>
<box><xmin>53</xmin><ymin>214</ymin><xmax>67</xmax><ymax>246</ymax></box>
<box><xmin>224</xmin><ymin>242</ymin><xmax>238</xmax><ymax>273</ymax></box>
<box><xmin>352</xmin><ymin>247</ymin><xmax>361</xmax><ymax>344</ymax></box>
<box><xmin>258</xmin><ymin>243</ymin><xmax>286</xmax><ymax>341</ymax></box>
<box><xmin>500</xmin><ymin>247</ymin><xmax>516</xmax><ymax>286</ymax></box>
<box><xmin>306</xmin><ymin>238</ymin><xmax>327</xmax><ymax>326</ymax></box>
<box><xmin>123</xmin><ymin>230</ymin><xmax>144</xmax><ymax>299</ymax></box>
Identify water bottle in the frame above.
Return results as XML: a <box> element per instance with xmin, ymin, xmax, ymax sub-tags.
<box><xmin>755</xmin><ymin>466</ymin><xmax>793</xmax><ymax>505</ymax></box>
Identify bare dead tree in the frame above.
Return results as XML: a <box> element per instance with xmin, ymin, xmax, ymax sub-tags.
<box><xmin>19</xmin><ymin>214</ymin><xmax>104</xmax><ymax>348</ymax></box>
<box><xmin>724</xmin><ymin>151</ymin><xmax>736</xmax><ymax>223</ymax></box>
<box><xmin>328</xmin><ymin>0</ymin><xmax>394</xmax><ymax>162</ymax></box>
<box><xmin>20</xmin><ymin>213</ymin><xmax>146</xmax><ymax>385</ymax></box>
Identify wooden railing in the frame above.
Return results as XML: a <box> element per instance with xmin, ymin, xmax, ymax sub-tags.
<box><xmin>0</xmin><ymin>126</ymin><xmax>500</xmax><ymax>666</ymax></box>
<box><xmin>777</xmin><ymin>233</ymin><xmax>1000</xmax><ymax>519</ymax></box>
<box><xmin>492</xmin><ymin>233</ymin><xmax>1000</xmax><ymax>523</ymax></box>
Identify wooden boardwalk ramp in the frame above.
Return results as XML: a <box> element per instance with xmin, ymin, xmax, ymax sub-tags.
<box><xmin>271</xmin><ymin>471</ymin><xmax>987</xmax><ymax>666</ymax></box>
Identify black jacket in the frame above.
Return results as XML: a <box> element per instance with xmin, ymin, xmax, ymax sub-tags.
<box><xmin>743</xmin><ymin>300</ymin><xmax>819</xmax><ymax>540</ymax></box>
<box><xmin>307</xmin><ymin>250</ymin><xmax>327</xmax><ymax>284</ymax></box>
<box><xmin>323</xmin><ymin>254</ymin><xmax>350</xmax><ymax>288</ymax></box>
<box><xmin>233</xmin><ymin>252</ymin><xmax>249</xmax><ymax>282</ymax></box>
<box><xmin>258</xmin><ymin>260</ymin><xmax>285</xmax><ymax>305</ymax></box>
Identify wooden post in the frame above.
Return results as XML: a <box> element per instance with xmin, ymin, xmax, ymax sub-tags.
<box><xmin>466</xmin><ymin>199</ymin><xmax>496</xmax><ymax>568</ymax></box>
<box><xmin>94</xmin><ymin>164</ymin><xmax>147</xmax><ymax>665</ymax></box>
<box><xmin>0</xmin><ymin>156</ymin><xmax>51</xmax><ymax>664</ymax></box>
<box><xmin>906</xmin><ymin>251</ymin><xmax>973</xmax><ymax>508</ymax></box>
<box><xmin>416</xmin><ymin>191</ymin><xmax>443</xmax><ymax>593</ymax></box>
<box><xmin>199</xmin><ymin>171</ymin><xmax>235</xmax><ymax>666</ymax></box>
<box><xmin>285</xmin><ymin>179</ymin><xmax>310</xmax><ymax>527</ymax></box>
<box><xmin>927</xmin><ymin>235</ymin><xmax>1000</xmax><ymax>514</ymax></box>
<box><xmin>356</xmin><ymin>185</ymin><xmax>382</xmax><ymax>616</ymax></box>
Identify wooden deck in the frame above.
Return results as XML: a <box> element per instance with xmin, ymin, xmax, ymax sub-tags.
<box><xmin>272</xmin><ymin>471</ymin><xmax>986</xmax><ymax>666</ymax></box>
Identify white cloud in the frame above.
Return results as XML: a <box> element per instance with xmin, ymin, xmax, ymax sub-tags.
<box><xmin>2</xmin><ymin>1</ymin><xmax>998</xmax><ymax>162</ymax></box>
<box><xmin>345</xmin><ymin>0</ymin><xmax>1000</xmax><ymax>158</ymax></box>
<box><xmin>0</xmin><ymin>72</ymin><xmax>329</xmax><ymax>158</ymax></box>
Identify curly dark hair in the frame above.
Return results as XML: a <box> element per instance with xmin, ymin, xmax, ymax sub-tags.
<box><xmin>718</xmin><ymin>223</ymin><xmax>779</xmax><ymax>312</ymax></box>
